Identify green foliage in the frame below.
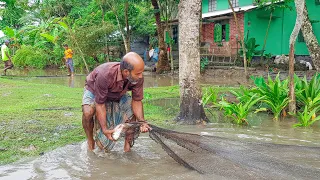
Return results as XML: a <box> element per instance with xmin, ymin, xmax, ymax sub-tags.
<box><xmin>251</xmin><ymin>74</ymin><xmax>289</xmax><ymax>120</ymax></box>
<box><xmin>230</xmin><ymin>85</ymin><xmax>256</xmax><ymax>103</ymax></box>
<box><xmin>200</xmin><ymin>57</ymin><xmax>209</xmax><ymax>72</ymax></box>
<box><xmin>217</xmin><ymin>94</ymin><xmax>263</xmax><ymax>125</ymax></box>
<box><xmin>13</xmin><ymin>45</ymin><xmax>48</xmax><ymax>69</ymax></box>
<box><xmin>202</xmin><ymin>87</ymin><xmax>219</xmax><ymax>108</ymax></box>
<box><xmin>255</xmin><ymin>0</ymin><xmax>294</xmax><ymax>11</ymax></box>
<box><xmin>293</xmin><ymin>106</ymin><xmax>320</xmax><ymax>127</ymax></box>
<box><xmin>295</xmin><ymin>74</ymin><xmax>320</xmax><ymax>111</ymax></box>
<box><xmin>239</xmin><ymin>37</ymin><xmax>262</xmax><ymax>65</ymax></box>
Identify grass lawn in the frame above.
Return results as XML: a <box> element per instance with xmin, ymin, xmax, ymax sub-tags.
<box><xmin>0</xmin><ymin>77</ymin><xmax>231</xmax><ymax>164</ymax></box>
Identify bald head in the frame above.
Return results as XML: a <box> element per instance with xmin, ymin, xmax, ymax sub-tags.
<box><xmin>121</xmin><ymin>52</ymin><xmax>144</xmax><ymax>72</ymax></box>
<box><xmin>120</xmin><ymin>52</ymin><xmax>144</xmax><ymax>83</ymax></box>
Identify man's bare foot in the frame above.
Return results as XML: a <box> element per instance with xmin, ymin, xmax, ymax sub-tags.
<box><xmin>124</xmin><ymin>141</ymin><xmax>131</xmax><ymax>152</ymax></box>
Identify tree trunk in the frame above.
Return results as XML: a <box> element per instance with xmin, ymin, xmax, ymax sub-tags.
<box><xmin>301</xmin><ymin>3</ymin><xmax>320</xmax><ymax>71</ymax></box>
<box><xmin>288</xmin><ymin>0</ymin><xmax>305</xmax><ymax>114</ymax></box>
<box><xmin>176</xmin><ymin>0</ymin><xmax>207</xmax><ymax>124</ymax></box>
<box><xmin>227</xmin><ymin>0</ymin><xmax>248</xmax><ymax>78</ymax></box>
<box><xmin>151</xmin><ymin>0</ymin><xmax>170</xmax><ymax>73</ymax></box>
<box><xmin>125</xmin><ymin>0</ymin><xmax>131</xmax><ymax>52</ymax></box>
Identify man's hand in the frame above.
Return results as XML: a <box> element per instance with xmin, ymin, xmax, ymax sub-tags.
<box><xmin>140</xmin><ymin>123</ymin><xmax>151</xmax><ymax>133</ymax></box>
<box><xmin>102</xmin><ymin>129</ymin><xmax>115</xmax><ymax>141</ymax></box>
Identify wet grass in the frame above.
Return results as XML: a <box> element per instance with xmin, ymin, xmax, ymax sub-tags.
<box><xmin>0</xmin><ymin>78</ymin><xmax>231</xmax><ymax>165</ymax></box>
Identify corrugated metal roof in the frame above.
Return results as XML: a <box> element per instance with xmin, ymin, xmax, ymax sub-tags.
<box><xmin>202</xmin><ymin>5</ymin><xmax>259</xmax><ymax>18</ymax></box>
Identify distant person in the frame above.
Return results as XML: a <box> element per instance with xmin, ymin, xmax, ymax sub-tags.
<box><xmin>148</xmin><ymin>45</ymin><xmax>154</xmax><ymax>61</ymax></box>
<box><xmin>1</xmin><ymin>40</ymin><xmax>13</xmax><ymax>75</ymax></box>
<box><xmin>63</xmin><ymin>44</ymin><xmax>74</xmax><ymax>76</ymax></box>
<box><xmin>82</xmin><ymin>52</ymin><xmax>151</xmax><ymax>152</ymax></box>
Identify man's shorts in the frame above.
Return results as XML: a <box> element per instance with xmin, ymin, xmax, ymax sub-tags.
<box><xmin>82</xmin><ymin>89</ymin><xmax>139</xmax><ymax>152</ymax></box>
<box><xmin>4</xmin><ymin>60</ymin><xmax>13</xmax><ymax>69</ymax></box>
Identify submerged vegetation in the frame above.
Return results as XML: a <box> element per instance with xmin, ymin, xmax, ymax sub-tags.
<box><xmin>202</xmin><ymin>73</ymin><xmax>320</xmax><ymax>126</ymax></box>
<box><xmin>1</xmin><ymin>72</ymin><xmax>320</xmax><ymax>164</ymax></box>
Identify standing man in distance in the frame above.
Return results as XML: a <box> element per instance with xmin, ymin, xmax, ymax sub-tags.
<box><xmin>82</xmin><ymin>52</ymin><xmax>151</xmax><ymax>152</ymax></box>
<box><xmin>63</xmin><ymin>44</ymin><xmax>74</xmax><ymax>76</ymax></box>
<box><xmin>1</xmin><ymin>40</ymin><xmax>13</xmax><ymax>75</ymax></box>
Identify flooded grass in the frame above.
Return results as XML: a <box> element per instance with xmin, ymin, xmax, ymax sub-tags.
<box><xmin>0</xmin><ymin>78</ymin><xmax>233</xmax><ymax>165</ymax></box>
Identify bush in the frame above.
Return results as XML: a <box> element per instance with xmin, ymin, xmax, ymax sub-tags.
<box><xmin>13</xmin><ymin>45</ymin><xmax>49</xmax><ymax>69</ymax></box>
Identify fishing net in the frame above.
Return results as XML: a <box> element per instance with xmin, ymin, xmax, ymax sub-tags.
<box><xmin>148</xmin><ymin>124</ymin><xmax>320</xmax><ymax>179</ymax></box>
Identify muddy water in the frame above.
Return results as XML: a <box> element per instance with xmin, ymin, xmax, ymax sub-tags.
<box><xmin>3</xmin><ymin>69</ymin><xmax>251</xmax><ymax>88</ymax></box>
<box><xmin>1</xmin><ymin>117</ymin><xmax>319</xmax><ymax>180</ymax></box>
<box><xmin>1</xmin><ymin>69</ymin><xmax>320</xmax><ymax>179</ymax></box>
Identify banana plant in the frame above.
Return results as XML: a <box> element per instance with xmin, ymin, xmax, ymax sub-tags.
<box><xmin>293</xmin><ymin>106</ymin><xmax>320</xmax><ymax>127</ymax></box>
<box><xmin>251</xmin><ymin>74</ymin><xmax>289</xmax><ymax>120</ymax></box>
<box><xmin>217</xmin><ymin>94</ymin><xmax>264</xmax><ymax>125</ymax></box>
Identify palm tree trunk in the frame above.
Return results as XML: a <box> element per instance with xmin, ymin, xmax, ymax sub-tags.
<box><xmin>151</xmin><ymin>0</ymin><xmax>170</xmax><ymax>73</ymax></box>
<box><xmin>176</xmin><ymin>0</ymin><xmax>207</xmax><ymax>124</ymax></box>
<box><xmin>288</xmin><ymin>0</ymin><xmax>305</xmax><ymax>114</ymax></box>
<box><xmin>227</xmin><ymin>0</ymin><xmax>248</xmax><ymax>78</ymax></box>
<box><xmin>301</xmin><ymin>3</ymin><xmax>320</xmax><ymax>71</ymax></box>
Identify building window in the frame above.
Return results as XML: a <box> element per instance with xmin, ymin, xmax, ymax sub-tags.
<box><xmin>208</xmin><ymin>0</ymin><xmax>217</xmax><ymax>12</ymax></box>
<box><xmin>316</xmin><ymin>0</ymin><xmax>320</xmax><ymax>5</ymax></box>
<box><xmin>172</xmin><ymin>25</ymin><xmax>178</xmax><ymax>44</ymax></box>
<box><xmin>229</xmin><ymin>0</ymin><xmax>239</xmax><ymax>7</ymax></box>
<box><xmin>214</xmin><ymin>22</ymin><xmax>230</xmax><ymax>42</ymax></box>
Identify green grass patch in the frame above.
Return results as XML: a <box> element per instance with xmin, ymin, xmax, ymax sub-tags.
<box><xmin>0</xmin><ymin>78</ymin><xmax>231</xmax><ymax>164</ymax></box>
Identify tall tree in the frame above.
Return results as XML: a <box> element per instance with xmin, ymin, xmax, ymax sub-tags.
<box><xmin>227</xmin><ymin>0</ymin><xmax>248</xmax><ymax>78</ymax></box>
<box><xmin>288</xmin><ymin>0</ymin><xmax>305</xmax><ymax>114</ymax></box>
<box><xmin>301</xmin><ymin>3</ymin><xmax>320</xmax><ymax>71</ymax></box>
<box><xmin>177</xmin><ymin>0</ymin><xmax>207</xmax><ymax>124</ymax></box>
<box><xmin>103</xmin><ymin>0</ymin><xmax>131</xmax><ymax>53</ymax></box>
<box><xmin>151</xmin><ymin>0</ymin><xmax>170</xmax><ymax>73</ymax></box>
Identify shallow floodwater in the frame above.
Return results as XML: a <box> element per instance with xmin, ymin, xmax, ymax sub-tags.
<box><xmin>1</xmin><ymin>69</ymin><xmax>320</xmax><ymax>179</ymax></box>
<box><xmin>2</xmin><ymin>68</ymin><xmax>251</xmax><ymax>88</ymax></box>
<box><xmin>1</xmin><ymin>119</ymin><xmax>319</xmax><ymax>180</ymax></box>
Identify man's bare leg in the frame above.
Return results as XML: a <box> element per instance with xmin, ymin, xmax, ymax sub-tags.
<box><xmin>82</xmin><ymin>105</ymin><xmax>95</xmax><ymax>150</ymax></box>
<box><xmin>124</xmin><ymin>138</ymin><xmax>131</xmax><ymax>152</ymax></box>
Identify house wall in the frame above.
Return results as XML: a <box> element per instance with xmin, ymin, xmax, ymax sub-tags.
<box><xmin>245</xmin><ymin>0</ymin><xmax>320</xmax><ymax>55</ymax></box>
<box><xmin>201</xmin><ymin>13</ymin><xmax>244</xmax><ymax>56</ymax></box>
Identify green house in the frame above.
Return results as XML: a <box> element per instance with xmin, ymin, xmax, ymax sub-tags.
<box><xmin>201</xmin><ymin>0</ymin><xmax>320</xmax><ymax>56</ymax></box>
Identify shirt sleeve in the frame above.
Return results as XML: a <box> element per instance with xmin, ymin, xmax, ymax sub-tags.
<box><xmin>131</xmin><ymin>77</ymin><xmax>144</xmax><ymax>101</ymax></box>
<box><xmin>94</xmin><ymin>73</ymin><xmax>109</xmax><ymax>104</ymax></box>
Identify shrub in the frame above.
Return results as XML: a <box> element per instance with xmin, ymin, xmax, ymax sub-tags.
<box><xmin>13</xmin><ymin>45</ymin><xmax>48</xmax><ymax>69</ymax></box>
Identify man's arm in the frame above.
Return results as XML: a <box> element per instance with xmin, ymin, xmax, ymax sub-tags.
<box><xmin>132</xmin><ymin>100</ymin><xmax>150</xmax><ymax>132</ymax></box>
<box><xmin>96</xmin><ymin>103</ymin><xmax>115</xmax><ymax>140</ymax></box>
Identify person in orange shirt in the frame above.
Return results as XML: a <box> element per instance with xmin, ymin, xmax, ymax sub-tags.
<box><xmin>63</xmin><ymin>44</ymin><xmax>74</xmax><ymax>76</ymax></box>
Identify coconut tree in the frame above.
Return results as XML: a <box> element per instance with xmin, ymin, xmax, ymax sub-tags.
<box><xmin>288</xmin><ymin>0</ymin><xmax>305</xmax><ymax>114</ymax></box>
<box><xmin>301</xmin><ymin>3</ymin><xmax>320</xmax><ymax>71</ymax></box>
<box><xmin>177</xmin><ymin>0</ymin><xmax>207</xmax><ymax>124</ymax></box>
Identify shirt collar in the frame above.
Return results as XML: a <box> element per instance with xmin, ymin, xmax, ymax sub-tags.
<box><xmin>116</xmin><ymin>64</ymin><xmax>124</xmax><ymax>82</ymax></box>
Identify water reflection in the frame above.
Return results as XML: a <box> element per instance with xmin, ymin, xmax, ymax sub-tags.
<box><xmin>3</xmin><ymin>69</ymin><xmax>250</xmax><ymax>88</ymax></box>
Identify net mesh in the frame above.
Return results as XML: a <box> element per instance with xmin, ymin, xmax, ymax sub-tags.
<box><xmin>148</xmin><ymin>124</ymin><xmax>320</xmax><ymax>179</ymax></box>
